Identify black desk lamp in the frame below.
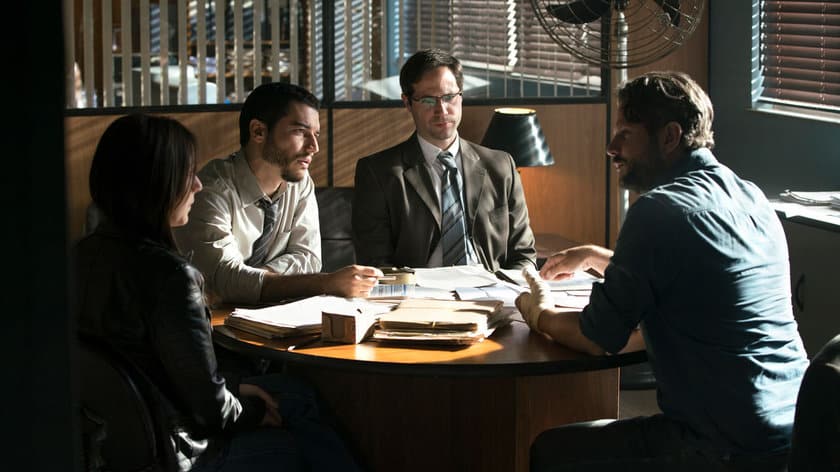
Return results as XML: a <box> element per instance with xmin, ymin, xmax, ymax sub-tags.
<box><xmin>480</xmin><ymin>107</ymin><xmax>554</xmax><ymax>167</ymax></box>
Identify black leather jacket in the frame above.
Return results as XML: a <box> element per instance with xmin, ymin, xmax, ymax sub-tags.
<box><xmin>74</xmin><ymin>223</ymin><xmax>264</xmax><ymax>470</ymax></box>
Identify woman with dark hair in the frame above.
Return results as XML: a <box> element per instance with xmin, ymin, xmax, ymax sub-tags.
<box><xmin>75</xmin><ymin>113</ymin><xmax>360</xmax><ymax>471</ymax></box>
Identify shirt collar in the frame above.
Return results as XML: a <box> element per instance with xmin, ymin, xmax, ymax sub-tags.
<box><xmin>670</xmin><ymin>147</ymin><xmax>717</xmax><ymax>178</ymax></box>
<box><xmin>417</xmin><ymin>133</ymin><xmax>461</xmax><ymax>167</ymax></box>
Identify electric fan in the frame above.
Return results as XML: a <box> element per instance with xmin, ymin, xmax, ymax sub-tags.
<box><xmin>532</xmin><ymin>0</ymin><xmax>705</xmax><ymax>223</ymax></box>
<box><xmin>531</xmin><ymin>0</ymin><xmax>706</xmax><ymax>69</ymax></box>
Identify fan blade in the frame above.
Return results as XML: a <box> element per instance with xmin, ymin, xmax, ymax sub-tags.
<box><xmin>546</xmin><ymin>0</ymin><xmax>611</xmax><ymax>24</ymax></box>
<box><xmin>654</xmin><ymin>0</ymin><xmax>681</xmax><ymax>27</ymax></box>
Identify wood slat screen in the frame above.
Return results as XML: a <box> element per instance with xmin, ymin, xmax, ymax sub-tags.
<box><xmin>64</xmin><ymin>0</ymin><xmax>297</xmax><ymax>109</ymax></box>
<box><xmin>759</xmin><ymin>0</ymin><xmax>840</xmax><ymax>111</ymax></box>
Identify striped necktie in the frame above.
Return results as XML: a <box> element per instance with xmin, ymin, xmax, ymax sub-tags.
<box><xmin>245</xmin><ymin>198</ymin><xmax>279</xmax><ymax>267</ymax></box>
<box><xmin>437</xmin><ymin>151</ymin><xmax>467</xmax><ymax>266</ymax></box>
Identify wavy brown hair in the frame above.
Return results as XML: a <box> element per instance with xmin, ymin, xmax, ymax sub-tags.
<box><xmin>618</xmin><ymin>71</ymin><xmax>715</xmax><ymax>150</ymax></box>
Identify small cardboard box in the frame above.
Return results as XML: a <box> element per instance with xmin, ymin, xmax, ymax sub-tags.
<box><xmin>321</xmin><ymin>310</ymin><xmax>378</xmax><ymax>344</ymax></box>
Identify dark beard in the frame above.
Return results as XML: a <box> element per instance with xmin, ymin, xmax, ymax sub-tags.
<box><xmin>263</xmin><ymin>147</ymin><xmax>306</xmax><ymax>182</ymax></box>
<box><xmin>618</xmin><ymin>147</ymin><xmax>669</xmax><ymax>193</ymax></box>
<box><xmin>282</xmin><ymin>167</ymin><xmax>305</xmax><ymax>182</ymax></box>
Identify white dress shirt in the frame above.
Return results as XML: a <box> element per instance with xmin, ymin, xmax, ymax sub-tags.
<box><xmin>416</xmin><ymin>134</ymin><xmax>480</xmax><ymax>267</ymax></box>
<box><xmin>174</xmin><ymin>151</ymin><xmax>321</xmax><ymax>303</ymax></box>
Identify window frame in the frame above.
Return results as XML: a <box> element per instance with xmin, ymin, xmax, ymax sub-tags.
<box><xmin>752</xmin><ymin>0</ymin><xmax>840</xmax><ymax>123</ymax></box>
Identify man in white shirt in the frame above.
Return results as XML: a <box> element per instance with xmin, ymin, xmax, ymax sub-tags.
<box><xmin>175</xmin><ymin>82</ymin><xmax>381</xmax><ymax>304</ymax></box>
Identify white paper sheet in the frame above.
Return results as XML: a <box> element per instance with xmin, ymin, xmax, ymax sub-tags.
<box><xmin>231</xmin><ymin>295</ymin><xmax>392</xmax><ymax>328</ymax></box>
<box><xmin>413</xmin><ymin>265</ymin><xmax>500</xmax><ymax>289</ymax></box>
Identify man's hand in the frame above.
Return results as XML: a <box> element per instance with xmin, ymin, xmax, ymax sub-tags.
<box><xmin>240</xmin><ymin>383</ymin><xmax>282</xmax><ymax>427</ymax></box>
<box><xmin>515</xmin><ymin>266</ymin><xmax>555</xmax><ymax>339</ymax></box>
<box><xmin>326</xmin><ymin>265</ymin><xmax>384</xmax><ymax>298</ymax></box>
<box><xmin>540</xmin><ymin>244</ymin><xmax>613</xmax><ymax>281</ymax></box>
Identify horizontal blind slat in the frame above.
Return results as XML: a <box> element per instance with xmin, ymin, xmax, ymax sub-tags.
<box><xmin>764</xmin><ymin>65</ymin><xmax>840</xmax><ymax>83</ymax></box>
<box><xmin>762</xmin><ymin>75</ymin><xmax>840</xmax><ymax>94</ymax></box>
<box><xmin>763</xmin><ymin>33</ymin><xmax>840</xmax><ymax>48</ymax></box>
<box><xmin>763</xmin><ymin>12</ymin><xmax>840</xmax><ymax>25</ymax></box>
<box><xmin>761</xmin><ymin>86</ymin><xmax>840</xmax><ymax>106</ymax></box>
<box><xmin>764</xmin><ymin>1</ymin><xmax>840</xmax><ymax>14</ymax></box>
<box><xmin>764</xmin><ymin>23</ymin><xmax>840</xmax><ymax>36</ymax></box>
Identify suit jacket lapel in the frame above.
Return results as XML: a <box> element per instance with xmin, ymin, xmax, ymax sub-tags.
<box><xmin>402</xmin><ymin>135</ymin><xmax>441</xmax><ymax>226</ymax></box>
<box><xmin>460</xmin><ymin>139</ymin><xmax>487</xmax><ymax>231</ymax></box>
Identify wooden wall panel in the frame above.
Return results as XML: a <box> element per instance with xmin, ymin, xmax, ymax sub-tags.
<box><xmin>460</xmin><ymin>104</ymin><xmax>608</xmax><ymax>245</ymax></box>
<box><xmin>65</xmin><ymin>115</ymin><xmax>121</xmax><ymax>241</ymax></box>
<box><xmin>331</xmin><ymin>107</ymin><xmax>415</xmax><ymax>187</ymax></box>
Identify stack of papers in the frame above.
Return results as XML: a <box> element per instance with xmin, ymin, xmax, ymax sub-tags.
<box><xmin>372</xmin><ymin>298</ymin><xmax>510</xmax><ymax>345</ymax></box>
<box><xmin>779</xmin><ymin>190</ymin><xmax>840</xmax><ymax>206</ymax></box>
<box><xmin>225</xmin><ymin>295</ymin><xmax>393</xmax><ymax>339</ymax></box>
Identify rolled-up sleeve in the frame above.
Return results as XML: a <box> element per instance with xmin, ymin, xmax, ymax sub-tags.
<box><xmin>175</xmin><ymin>185</ymin><xmax>266</xmax><ymax>304</ymax></box>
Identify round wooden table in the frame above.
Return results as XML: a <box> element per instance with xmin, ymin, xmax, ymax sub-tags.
<box><xmin>212</xmin><ymin>309</ymin><xmax>646</xmax><ymax>472</ymax></box>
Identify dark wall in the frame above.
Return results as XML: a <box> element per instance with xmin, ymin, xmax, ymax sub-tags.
<box><xmin>3</xmin><ymin>3</ymin><xmax>77</xmax><ymax>471</ymax></box>
<box><xmin>709</xmin><ymin>0</ymin><xmax>840</xmax><ymax>196</ymax></box>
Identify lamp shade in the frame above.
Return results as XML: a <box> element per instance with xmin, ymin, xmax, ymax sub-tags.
<box><xmin>480</xmin><ymin>107</ymin><xmax>554</xmax><ymax>167</ymax></box>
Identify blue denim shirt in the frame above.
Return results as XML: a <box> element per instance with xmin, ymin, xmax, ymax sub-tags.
<box><xmin>581</xmin><ymin>148</ymin><xmax>809</xmax><ymax>454</ymax></box>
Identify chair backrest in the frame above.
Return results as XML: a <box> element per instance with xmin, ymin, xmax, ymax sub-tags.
<box><xmin>79</xmin><ymin>338</ymin><xmax>163</xmax><ymax>472</ymax></box>
<box><xmin>788</xmin><ymin>333</ymin><xmax>840</xmax><ymax>471</ymax></box>
<box><xmin>315</xmin><ymin>187</ymin><xmax>356</xmax><ymax>273</ymax></box>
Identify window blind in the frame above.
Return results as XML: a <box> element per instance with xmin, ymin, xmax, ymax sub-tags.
<box><xmin>759</xmin><ymin>0</ymin><xmax>840</xmax><ymax>111</ymax></box>
<box><xmin>405</xmin><ymin>0</ymin><xmax>600</xmax><ymax>98</ymax></box>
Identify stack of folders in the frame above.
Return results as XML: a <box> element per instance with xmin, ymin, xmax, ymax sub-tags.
<box><xmin>224</xmin><ymin>295</ymin><xmax>392</xmax><ymax>339</ymax></box>
<box><xmin>371</xmin><ymin>298</ymin><xmax>510</xmax><ymax>346</ymax></box>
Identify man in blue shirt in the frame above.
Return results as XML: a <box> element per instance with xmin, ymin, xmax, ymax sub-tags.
<box><xmin>517</xmin><ymin>71</ymin><xmax>809</xmax><ymax>470</ymax></box>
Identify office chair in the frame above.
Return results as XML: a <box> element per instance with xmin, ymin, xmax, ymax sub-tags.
<box><xmin>315</xmin><ymin>187</ymin><xmax>356</xmax><ymax>273</ymax></box>
<box><xmin>788</xmin><ymin>333</ymin><xmax>840</xmax><ymax>471</ymax></box>
<box><xmin>79</xmin><ymin>338</ymin><xmax>166</xmax><ymax>472</ymax></box>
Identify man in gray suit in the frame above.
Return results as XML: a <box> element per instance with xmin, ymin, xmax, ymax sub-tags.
<box><xmin>352</xmin><ymin>49</ymin><xmax>536</xmax><ymax>271</ymax></box>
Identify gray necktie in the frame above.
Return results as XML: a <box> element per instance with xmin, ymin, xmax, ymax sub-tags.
<box><xmin>437</xmin><ymin>151</ymin><xmax>468</xmax><ymax>266</ymax></box>
<box><xmin>245</xmin><ymin>198</ymin><xmax>279</xmax><ymax>267</ymax></box>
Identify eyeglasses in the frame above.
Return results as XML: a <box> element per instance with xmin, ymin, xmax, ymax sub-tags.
<box><xmin>410</xmin><ymin>91</ymin><xmax>463</xmax><ymax>108</ymax></box>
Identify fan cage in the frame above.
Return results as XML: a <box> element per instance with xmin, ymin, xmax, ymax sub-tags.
<box><xmin>531</xmin><ymin>0</ymin><xmax>705</xmax><ymax>69</ymax></box>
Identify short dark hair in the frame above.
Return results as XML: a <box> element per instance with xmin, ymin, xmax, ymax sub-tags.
<box><xmin>89</xmin><ymin>113</ymin><xmax>197</xmax><ymax>248</ymax></box>
<box><xmin>399</xmin><ymin>49</ymin><xmax>464</xmax><ymax>99</ymax></box>
<box><xmin>618</xmin><ymin>71</ymin><xmax>715</xmax><ymax>150</ymax></box>
<box><xmin>238</xmin><ymin>82</ymin><xmax>320</xmax><ymax>147</ymax></box>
